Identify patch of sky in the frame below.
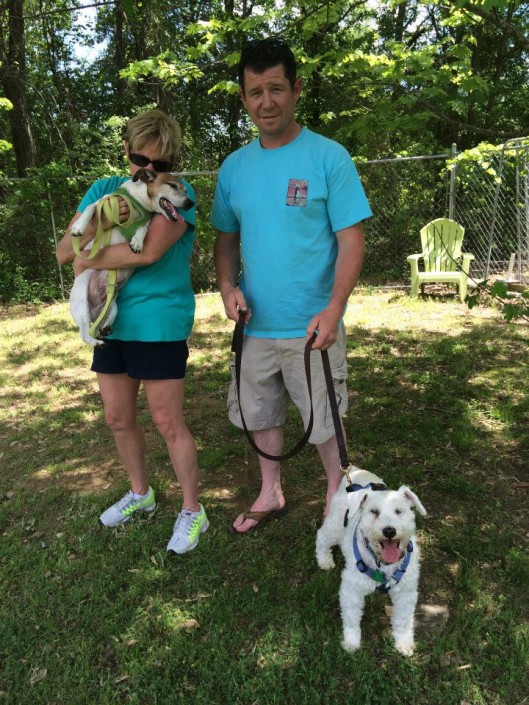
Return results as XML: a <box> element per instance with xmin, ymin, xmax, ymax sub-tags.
<box><xmin>70</xmin><ymin>4</ymin><xmax>107</xmax><ymax>64</ymax></box>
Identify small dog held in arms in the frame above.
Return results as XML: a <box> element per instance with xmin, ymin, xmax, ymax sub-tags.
<box><xmin>316</xmin><ymin>467</ymin><xmax>427</xmax><ymax>655</ymax></box>
<box><xmin>69</xmin><ymin>168</ymin><xmax>194</xmax><ymax>346</ymax></box>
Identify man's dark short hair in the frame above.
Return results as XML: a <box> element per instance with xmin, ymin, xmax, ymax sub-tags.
<box><xmin>238</xmin><ymin>38</ymin><xmax>297</xmax><ymax>92</ymax></box>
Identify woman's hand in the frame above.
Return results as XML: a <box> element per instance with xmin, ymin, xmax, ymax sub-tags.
<box><xmin>73</xmin><ymin>252</ymin><xmax>90</xmax><ymax>277</ymax></box>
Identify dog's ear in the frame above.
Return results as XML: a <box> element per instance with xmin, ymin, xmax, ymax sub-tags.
<box><xmin>347</xmin><ymin>489</ymin><xmax>370</xmax><ymax>516</ymax></box>
<box><xmin>132</xmin><ymin>168</ymin><xmax>155</xmax><ymax>184</ymax></box>
<box><xmin>399</xmin><ymin>486</ymin><xmax>427</xmax><ymax>516</ymax></box>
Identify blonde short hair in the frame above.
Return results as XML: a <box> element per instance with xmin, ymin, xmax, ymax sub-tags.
<box><xmin>125</xmin><ymin>109</ymin><xmax>181</xmax><ymax>162</ymax></box>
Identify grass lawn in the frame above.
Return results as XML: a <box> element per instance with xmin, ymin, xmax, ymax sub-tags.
<box><xmin>0</xmin><ymin>290</ymin><xmax>528</xmax><ymax>705</ymax></box>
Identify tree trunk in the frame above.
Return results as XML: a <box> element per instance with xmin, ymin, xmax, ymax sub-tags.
<box><xmin>0</xmin><ymin>0</ymin><xmax>36</xmax><ymax>176</ymax></box>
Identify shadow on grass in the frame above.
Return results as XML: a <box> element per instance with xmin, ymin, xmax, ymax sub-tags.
<box><xmin>0</xmin><ymin>310</ymin><xmax>528</xmax><ymax>704</ymax></box>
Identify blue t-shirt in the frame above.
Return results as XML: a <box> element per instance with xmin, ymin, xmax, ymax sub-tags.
<box><xmin>78</xmin><ymin>176</ymin><xmax>196</xmax><ymax>341</ymax></box>
<box><xmin>211</xmin><ymin>128</ymin><xmax>372</xmax><ymax>337</ymax></box>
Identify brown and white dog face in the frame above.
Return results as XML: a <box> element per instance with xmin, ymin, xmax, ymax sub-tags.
<box><xmin>131</xmin><ymin>168</ymin><xmax>194</xmax><ymax>222</ymax></box>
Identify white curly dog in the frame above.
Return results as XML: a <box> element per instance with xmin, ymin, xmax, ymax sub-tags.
<box><xmin>316</xmin><ymin>467</ymin><xmax>427</xmax><ymax>655</ymax></box>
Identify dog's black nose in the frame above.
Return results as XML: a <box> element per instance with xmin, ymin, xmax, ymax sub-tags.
<box><xmin>383</xmin><ymin>526</ymin><xmax>396</xmax><ymax>539</ymax></box>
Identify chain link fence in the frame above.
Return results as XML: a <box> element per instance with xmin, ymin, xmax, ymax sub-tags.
<box><xmin>1</xmin><ymin>142</ymin><xmax>527</xmax><ymax>303</ymax></box>
<box><xmin>357</xmin><ymin>153</ymin><xmax>452</xmax><ymax>284</ymax></box>
<box><xmin>453</xmin><ymin>139</ymin><xmax>529</xmax><ymax>284</ymax></box>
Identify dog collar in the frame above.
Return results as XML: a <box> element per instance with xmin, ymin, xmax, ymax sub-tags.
<box><xmin>352</xmin><ymin>526</ymin><xmax>413</xmax><ymax>593</ymax></box>
<box><xmin>346</xmin><ymin>481</ymin><xmax>388</xmax><ymax>494</ymax></box>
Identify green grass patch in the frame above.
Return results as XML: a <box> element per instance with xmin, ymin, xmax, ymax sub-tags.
<box><xmin>0</xmin><ymin>292</ymin><xmax>528</xmax><ymax>704</ymax></box>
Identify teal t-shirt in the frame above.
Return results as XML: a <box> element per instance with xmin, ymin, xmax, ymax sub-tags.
<box><xmin>210</xmin><ymin>128</ymin><xmax>372</xmax><ymax>338</ymax></box>
<box><xmin>78</xmin><ymin>176</ymin><xmax>196</xmax><ymax>342</ymax></box>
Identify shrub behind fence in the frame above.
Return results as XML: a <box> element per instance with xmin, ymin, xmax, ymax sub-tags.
<box><xmin>1</xmin><ymin>143</ymin><xmax>527</xmax><ymax>304</ymax></box>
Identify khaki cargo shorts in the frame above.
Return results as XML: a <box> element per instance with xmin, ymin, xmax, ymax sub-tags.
<box><xmin>228</xmin><ymin>324</ymin><xmax>348</xmax><ymax>445</ymax></box>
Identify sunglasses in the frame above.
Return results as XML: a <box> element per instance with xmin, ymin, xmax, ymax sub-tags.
<box><xmin>129</xmin><ymin>152</ymin><xmax>173</xmax><ymax>173</ymax></box>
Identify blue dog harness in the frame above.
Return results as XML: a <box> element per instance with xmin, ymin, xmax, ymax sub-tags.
<box><xmin>352</xmin><ymin>527</ymin><xmax>414</xmax><ymax>593</ymax></box>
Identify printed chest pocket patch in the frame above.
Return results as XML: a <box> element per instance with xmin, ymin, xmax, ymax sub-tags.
<box><xmin>286</xmin><ymin>179</ymin><xmax>308</xmax><ymax>207</ymax></box>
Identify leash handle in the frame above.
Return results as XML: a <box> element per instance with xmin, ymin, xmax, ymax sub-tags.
<box><xmin>232</xmin><ymin>310</ymin><xmax>315</xmax><ymax>462</ymax></box>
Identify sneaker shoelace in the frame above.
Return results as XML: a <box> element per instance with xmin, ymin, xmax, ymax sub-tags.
<box><xmin>116</xmin><ymin>491</ymin><xmax>136</xmax><ymax>511</ymax></box>
<box><xmin>175</xmin><ymin>510</ymin><xmax>199</xmax><ymax>536</ymax></box>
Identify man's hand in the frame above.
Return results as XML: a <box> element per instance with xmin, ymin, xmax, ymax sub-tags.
<box><xmin>220</xmin><ymin>284</ymin><xmax>252</xmax><ymax>323</ymax></box>
<box><xmin>306</xmin><ymin>305</ymin><xmax>343</xmax><ymax>350</ymax></box>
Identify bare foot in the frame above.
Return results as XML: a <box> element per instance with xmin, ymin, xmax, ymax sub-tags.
<box><xmin>231</xmin><ymin>500</ymin><xmax>287</xmax><ymax>534</ymax></box>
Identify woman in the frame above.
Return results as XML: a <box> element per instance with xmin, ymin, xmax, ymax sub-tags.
<box><xmin>56</xmin><ymin>109</ymin><xmax>208</xmax><ymax>555</ymax></box>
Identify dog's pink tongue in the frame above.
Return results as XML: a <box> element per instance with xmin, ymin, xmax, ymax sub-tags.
<box><xmin>381</xmin><ymin>540</ymin><xmax>401</xmax><ymax>564</ymax></box>
<box><xmin>159</xmin><ymin>197</ymin><xmax>184</xmax><ymax>223</ymax></box>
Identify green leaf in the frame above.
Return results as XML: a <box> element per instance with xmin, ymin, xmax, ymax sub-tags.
<box><xmin>490</xmin><ymin>281</ymin><xmax>508</xmax><ymax>298</ymax></box>
<box><xmin>208</xmin><ymin>80</ymin><xmax>239</xmax><ymax>96</ymax></box>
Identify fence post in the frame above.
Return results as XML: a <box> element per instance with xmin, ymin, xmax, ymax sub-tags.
<box><xmin>46</xmin><ymin>180</ymin><xmax>65</xmax><ymax>299</ymax></box>
<box><xmin>449</xmin><ymin>143</ymin><xmax>457</xmax><ymax>221</ymax></box>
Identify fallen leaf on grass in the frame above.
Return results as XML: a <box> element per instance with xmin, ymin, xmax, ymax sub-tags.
<box><xmin>439</xmin><ymin>652</ymin><xmax>452</xmax><ymax>668</ymax></box>
<box><xmin>180</xmin><ymin>619</ymin><xmax>200</xmax><ymax>631</ymax></box>
<box><xmin>125</xmin><ymin>639</ymin><xmax>138</xmax><ymax>647</ymax></box>
<box><xmin>182</xmin><ymin>592</ymin><xmax>213</xmax><ymax>602</ymax></box>
<box><xmin>114</xmin><ymin>675</ymin><xmax>129</xmax><ymax>684</ymax></box>
<box><xmin>29</xmin><ymin>668</ymin><xmax>47</xmax><ymax>686</ymax></box>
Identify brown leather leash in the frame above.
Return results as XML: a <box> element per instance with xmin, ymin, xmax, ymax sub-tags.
<box><xmin>231</xmin><ymin>310</ymin><xmax>350</xmax><ymax>470</ymax></box>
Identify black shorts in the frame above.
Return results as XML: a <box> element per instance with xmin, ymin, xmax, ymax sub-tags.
<box><xmin>91</xmin><ymin>339</ymin><xmax>189</xmax><ymax>380</ymax></box>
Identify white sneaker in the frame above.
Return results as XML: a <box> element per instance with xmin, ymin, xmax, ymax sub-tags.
<box><xmin>166</xmin><ymin>504</ymin><xmax>209</xmax><ymax>555</ymax></box>
<box><xmin>99</xmin><ymin>487</ymin><xmax>156</xmax><ymax>527</ymax></box>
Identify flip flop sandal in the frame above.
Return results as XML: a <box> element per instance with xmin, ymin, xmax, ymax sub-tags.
<box><xmin>229</xmin><ymin>505</ymin><xmax>289</xmax><ymax>535</ymax></box>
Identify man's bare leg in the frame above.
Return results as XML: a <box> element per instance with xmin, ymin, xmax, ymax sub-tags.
<box><xmin>231</xmin><ymin>426</ymin><xmax>286</xmax><ymax>533</ymax></box>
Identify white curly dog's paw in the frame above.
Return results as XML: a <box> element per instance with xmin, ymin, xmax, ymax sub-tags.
<box><xmin>317</xmin><ymin>553</ymin><xmax>335</xmax><ymax>570</ymax></box>
<box><xmin>341</xmin><ymin>638</ymin><xmax>360</xmax><ymax>653</ymax></box>
<box><xmin>395</xmin><ymin>637</ymin><xmax>415</xmax><ymax>656</ymax></box>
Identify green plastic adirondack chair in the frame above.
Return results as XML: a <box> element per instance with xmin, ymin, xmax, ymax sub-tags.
<box><xmin>407</xmin><ymin>218</ymin><xmax>475</xmax><ymax>302</ymax></box>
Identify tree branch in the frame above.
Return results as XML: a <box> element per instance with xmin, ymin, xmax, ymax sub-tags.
<box><xmin>419</xmin><ymin>99</ymin><xmax>529</xmax><ymax>139</ymax></box>
<box><xmin>446</xmin><ymin>0</ymin><xmax>529</xmax><ymax>51</ymax></box>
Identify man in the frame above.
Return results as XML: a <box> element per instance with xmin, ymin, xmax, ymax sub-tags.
<box><xmin>211</xmin><ymin>38</ymin><xmax>372</xmax><ymax>534</ymax></box>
